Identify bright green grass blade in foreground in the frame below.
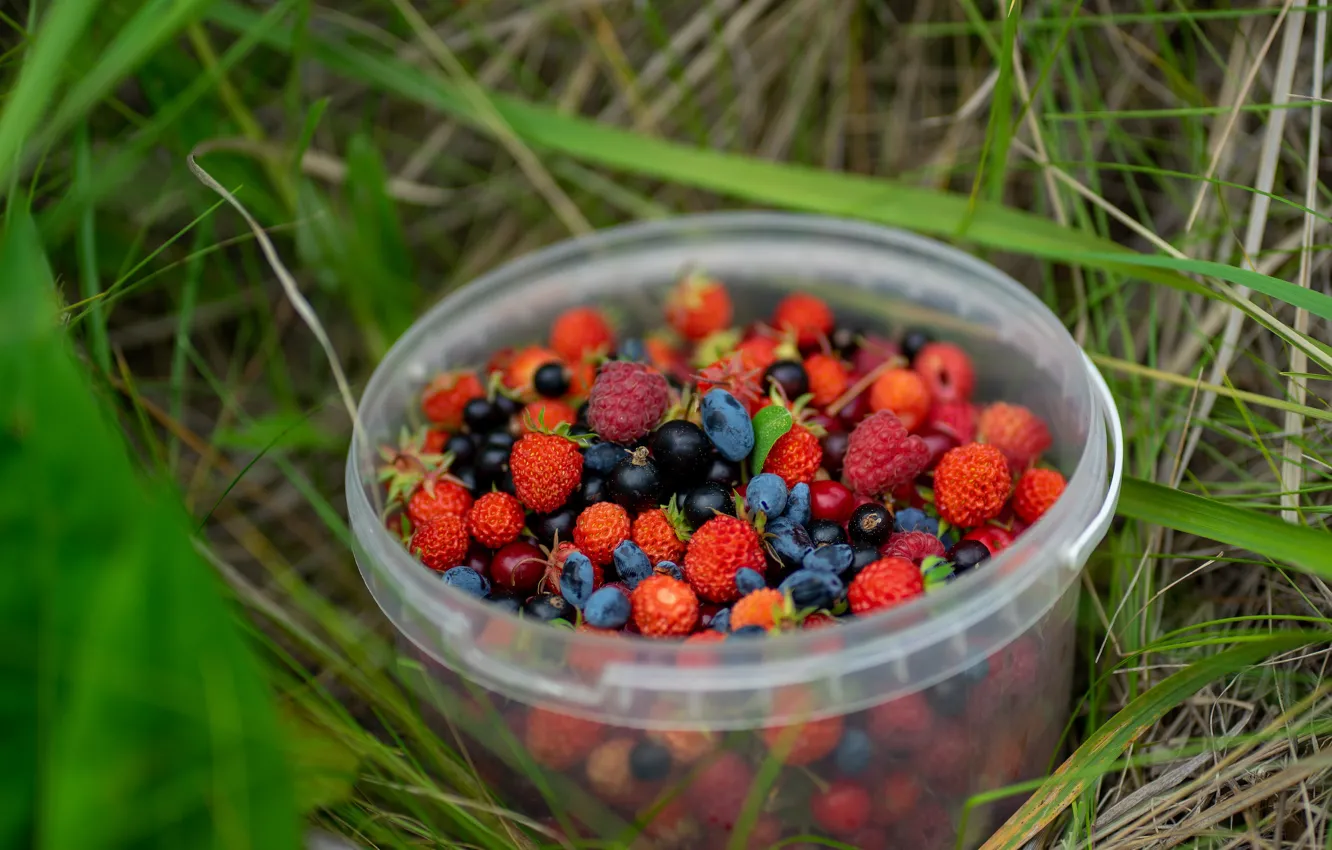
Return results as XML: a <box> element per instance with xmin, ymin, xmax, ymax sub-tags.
<box><xmin>0</xmin><ymin>210</ymin><xmax>298</xmax><ymax>849</ymax></box>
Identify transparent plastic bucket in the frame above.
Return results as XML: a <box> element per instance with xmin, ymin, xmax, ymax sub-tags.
<box><xmin>346</xmin><ymin>213</ymin><xmax>1124</xmax><ymax>849</ymax></box>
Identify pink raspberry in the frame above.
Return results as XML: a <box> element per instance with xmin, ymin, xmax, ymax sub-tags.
<box><xmin>842</xmin><ymin>411</ymin><xmax>930</xmax><ymax>496</ymax></box>
<box><xmin>879</xmin><ymin>531</ymin><xmax>945</xmax><ymax>564</ymax></box>
<box><xmin>586</xmin><ymin>361</ymin><xmax>671</xmax><ymax>444</ymax></box>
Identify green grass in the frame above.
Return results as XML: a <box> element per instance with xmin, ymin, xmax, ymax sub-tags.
<box><xmin>5</xmin><ymin>1</ymin><xmax>1332</xmax><ymax>849</ymax></box>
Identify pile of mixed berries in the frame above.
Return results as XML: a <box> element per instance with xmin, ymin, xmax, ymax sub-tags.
<box><xmin>379</xmin><ymin>274</ymin><xmax>1068</xmax><ymax>639</ymax></box>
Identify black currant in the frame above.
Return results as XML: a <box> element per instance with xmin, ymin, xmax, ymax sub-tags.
<box><xmin>522</xmin><ymin>593</ymin><xmax>573</xmax><ymax>622</ymax></box>
<box><xmin>444</xmin><ymin>433</ymin><xmax>476</xmax><ymax>466</ymax></box>
<box><xmin>949</xmin><ymin>539</ymin><xmax>992</xmax><ymax>575</ymax></box>
<box><xmin>530</xmin><ymin>505</ymin><xmax>579</xmax><ymax>548</ymax></box>
<box><xmin>822</xmin><ymin>431</ymin><xmax>850</xmax><ymax>476</ymax></box>
<box><xmin>609</xmin><ymin>448</ymin><xmax>664</xmax><ymax>512</ymax></box>
<box><xmin>763</xmin><ymin>359</ymin><xmax>810</xmax><ymax>400</ymax></box>
<box><xmin>808</xmin><ymin>519</ymin><xmax>848</xmax><ymax>547</ymax></box>
<box><xmin>533</xmin><ymin>362</ymin><xmax>571</xmax><ymax>398</ymax></box>
<box><xmin>683</xmin><ymin>481</ymin><xmax>734</xmax><ymax>528</ymax></box>
<box><xmin>849</xmin><ymin>545</ymin><xmax>880</xmax><ymax>578</ymax></box>
<box><xmin>830</xmin><ymin>326</ymin><xmax>860</xmax><ymax>358</ymax></box>
<box><xmin>493</xmin><ymin>393</ymin><xmax>520</xmax><ymax>419</ymax></box>
<box><xmin>848</xmin><ymin>503</ymin><xmax>892</xmax><ymax>547</ymax></box>
<box><xmin>463</xmin><ymin>397</ymin><xmax>501</xmax><ymax>432</ymax></box>
<box><xmin>901</xmin><ymin>328</ymin><xmax>934</xmax><ymax>363</ymax></box>
<box><xmin>650</xmin><ymin>420</ymin><xmax>711</xmax><ymax>489</ymax></box>
<box><xmin>629</xmin><ymin>740</ymin><xmax>673</xmax><ymax>781</ymax></box>
<box><xmin>486</xmin><ymin>431</ymin><xmax>516</xmax><ymax>450</ymax></box>
<box><xmin>705</xmin><ymin>455</ymin><xmax>742</xmax><ymax>487</ymax></box>
<box><xmin>451</xmin><ymin>466</ymin><xmax>478</xmax><ymax>492</ymax></box>
<box><xmin>476</xmin><ymin>444</ymin><xmax>511</xmax><ymax>484</ymax></box>
<box><xmin>580</xmin><ymin>475</ymin><xmax>610</xmax><ymax>506</ymax></box>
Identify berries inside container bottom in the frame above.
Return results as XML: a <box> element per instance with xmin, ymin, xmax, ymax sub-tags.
<box><xmin>382</xmin><ymin>275</ymin><xmax>1065</xmax><ymax>636</ymax></box>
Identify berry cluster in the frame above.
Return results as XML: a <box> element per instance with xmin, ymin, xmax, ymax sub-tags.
<box><xmin>381</xmin><ymin>276</ymin><xmax>1067</xmax><ymax>638</ymax></box>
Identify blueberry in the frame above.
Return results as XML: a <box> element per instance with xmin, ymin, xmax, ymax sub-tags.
<box><xmin>629</xmin><ymin>739</ymin><xmax>673</xmax><ymax>781</ymax></box>
<box><xmin>729</xmin><ymin>625</ymin><xmax>767</xmax><ymax>639</ymax></box>
<box><xmin>490</xmin><ymin>596</ymin><xmax>521</xmax><ymax>614</ymax></box>
<box><xmin>767</xmin><ymin>517</ymin><xmax>814</xmax><ymax>569</ymax></box>
<box><xmin>656</xmin><ymin>560</ymin><xmax>684</xmax><ymax>581</ymax></box>
<box><xmin>763</xmin><ymin>360</ymin><xmax>809</xmax><ymax>400</ymax></box>
<box><xmin>808</xmin><ymin>519</ymin><xmax>847</xmax><ymax>547</ymax></box>
<box><xmin>833</xmin><ymin>728</ymin><xmax>874</xmax><ymax>776</ymax></box>
<box><xmin>782</xmin><ymin>482</ymin><xmax>811</xmax><ymax>526</ymax></box>
<box><xmin>683</xmin><ymin>482</ymin><xmax>734</xmax><ymax>529</ymax></box>
<box><xmin>901</xmin><ymin>328</ymin><xmax>935</xmax><ymax>363</ymax></box>
<box><xmin>700</xmin><ymin>389</ymin><xmax>755</xmax><ymax>461</ymax></box>
<box><xmin>745</xmin><ymin>472</ymin><xmax>788</xmax><ymax>517</ymax></box>
<box><xmin>651</xmin><ymin>420</ymin><xmax>712</xmax><ymax>489</ymax></box>
<box><xmin>894</xmin><ymin>506</ymin><xmax>938</xmax><ymax>536</ymax></box>
<box><xmin>530</xmin><ymin>505</ymin><xmax>578</xmax><ymax>549</ymax></box>
<box><xmin>609</xmin><ymin>450</ymin><xmax>665</xmax><ymax>512</ymax></box>
<box><xmin>533</xmin><ymin>362</ymin><xmax>570</xmax><ymax>398</ymax></box>
<box><xmin>444</xmin><ymin>433</ymin><xmax>476</xmax><ymax>466</ymax></box>
<box><xmin>802</xmin><ymin>544</ymin><xmax>855</xmax><ymax>575</ymax></box>
<box><xmin>522</xmin><ymin>593</ymin><xmax>573</xmax><ymax>622</ymax></box>
<box><xmin>618</xmin><ymin>338</ymin><xmax>648</xmax><ymax>361</ymax></box>
<box><xmin>463</xmin><ymin>397</ymin><xmax>502</xmax><ymax>432</ymax></box>
<box><xmin>710</xmin><ymin>608</ymin><xmax>732</xmax><ymax>632</ymax></box>
<box><xmin>705</xmin><ymin>454</ymin><xmax>743</xmax><ymax>487</ymax></box>
<box><xmin>442</xmin><ymin>566</ymin><xmax>490</xmax><ymax>598</ymax></box>
<box><xmin>849</xmin><ymin>504</ymin><xmax>892</xmax><ymax>547</ymax></box>
<box><xmin>584</xmin><ymin>442</ymin><xmax>630</xmax><ymax>477</ymax></box>
<box><xmin>584</xmin><ymin>585</ymin><xmax>631</xmax><ymax>629</ymax></box>
<box><xmin>735</xmin><ymin>567</ymin><xmax>767</xmax><ymax>596</ymax></box>
<box><xmin>560</xmin><ymin>551</ymin><xmax>597</xmax><ymax>608</ymax></box>
<box><xmin>949</xmin><ymin>539</ymin><xmax>992</xmax><ymax>575</ymax></box>
<box><xmin>580</xmin><ymin>475</ymin><xmax>610</xmax><ymax>506</ymax></box>
<box><xmin>612</xmin><ymin>540</ymin><xmax>654</xmax><ymax>589</ymax></box>
<box><xmin>779</xmin><ymin>569</ymin><xmax>844</xmax><ymax>610</ymax></box>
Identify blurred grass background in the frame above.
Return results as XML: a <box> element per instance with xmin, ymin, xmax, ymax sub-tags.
<box><xmin>5</xmin><ymin>0</ymin><xmax>1332</xmax><ymax>848</ymax></box>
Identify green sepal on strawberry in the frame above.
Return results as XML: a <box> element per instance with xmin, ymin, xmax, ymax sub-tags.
<box><xmin>376</xmin><ymin>425</ymin><xmax>453</xmax><ymax>507</ymax></box>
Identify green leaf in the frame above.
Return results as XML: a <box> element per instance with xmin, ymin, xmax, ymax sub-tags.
<box><xmin>0</xmin><ymin>210</ymin><xmax>298</xmax><ymax>849</ymax></box>
<box><xmin>1118</xmin><ymin>478</ymin><xmax>1332</xmax><ymax>578</ymax></box>
<box><xmin>750</xmin><ymin>405</ymin><xmax>793</xmax><ymax>476</ymax></box>
<box><xmin>212</xmin><ymin>410</ymin><xmax>340</xmax><ymax>452</ymax></box>
<box><xmin>281</xmin><ymin>711</ymin><xmax>359</xmax><ymax>814</ymax></box>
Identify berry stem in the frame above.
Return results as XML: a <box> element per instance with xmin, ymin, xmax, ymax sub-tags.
<box><xmin>825</xmin><ymin>357</ymin><xmax>902</xmax><ymax>417</ymax></box>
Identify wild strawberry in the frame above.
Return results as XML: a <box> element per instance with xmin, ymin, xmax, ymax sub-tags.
<box><xmin>645</xmin><ymin>335</ymin><xmax>686</xmax><ymax>379</ymax></box>
<box><xmin>632</xmin><ymin>574</ymin><xmax>699</xmax><ymax>637</ymax></box>
<box><xmin>409</xmin><ymin>515</ymin><xmax>469</xmax><ymax>571</ymax></box>
<box><xmin>423</xmin><ymin>428</ymin><xmax>448</xmax><ymax>454</ymax></box>
<box><xmin>868</xmin><ymin>368</ymin><xmax>931</xmax><ymax>431</ymax></box>
<box><xmin>737</xmin><ymin>334</ymin><xmax>780</xmax><ymax>373</ymax></box>
<box><xmin>803</xmin><ymin>611</ymin><xmax>838</xmax><ymax>629</ymax></box>
<box><xmin>812</xmin><ymin>780</ymin><xmax>872</xmax><ymax>836</ymax></box>
<box><xmin>466</xmin><ymin>491</ymin><xmax>525</xmax><ymax>548</ymax></box>
<box><xmin>729</xmin><ymin>587</ymin><xmax>785</xmax><ymax>631</ymax></box>
<box><xmin>805</xmin><ymin>352</ymin><xmax>849</xmax><ymax>407</ymax></box>
<box><xmin>647</xmin><ymin>705</ymin><xmax>718</xmax><ymax>764</ymax></box>
<box><xmin>520</xmin><ymin>399</ymin><xmax>578</xmax><ymax>433</ymax></box>
<box><xmin>762</xmin><ymin>423</ymin><xmax>823</xmax><ymax>487</ymax></box>
<box><xmin>761</xmin><ymin>690</ymin><xmax>843</xmax><ymax>765</ymax></box>
<box><xmin>842</xmin><ymin>411</ymin><xmax>930</xmax><ymax>496</ymax></box>
<box><xmin>550</xmin><ymin>306</ymin><xmax>615</xmax><ymax>363</ymax></box>
<box><xmin>510</xmin><ymin>432</ymin><xmax>584</xmax><ymax>513</ymax></box>
<box><xmin>586</xmin><ymin>361</ymin><xmax>671</xmax><ymax>444</ymax></box>
<box><xmin>879</xmin><ymin>530</ymin><xmax>945</xmax><ymax>564</ymax></box>
<box><xmin>574</xmin><ymin>502</ymin><xmax>632</xmax><ymax>566</ymax></box>
<box><xmin>848</xmin><ymin>557</ymin><xmax>923</xmax><ymax>614</ymax></box>
<box><xmin>568</xmin><ymin>358</ymin><xmax>596</xmax><ymax>397</ymax></box>
<box><xmin>666</xmin><ymin>273</ymin><xmax>733</xmax><ymax>341</ymax></box>
<box><xmin>963</xmin><ymin>525</ymin><xmax>1015</xmax><ymax>555</ymax></box>
<box><xmin>539</xmin><ymin>541</ymin><xmax>589</xmax><ymax>592</ymax></box>
<box><xmin>406</xmin><ymin>476</ymin><xmax>474</xmax><ymax>527</ymax></box>
<box><xmin>504</xmin><ymin>345</ymin><xmax>562</xmax><ymax>396</ymax></box>
<box><xmin>421</xmin><ymin>371</ymin><xmax>484</xmax><ymax>430</ymax></box>
<box><xmin>1014</xmin><ymin>467</ymin><xmax>1065</xmax><ymax>524</ymax></box>
<box><xmin>524</xmin><ymin>707</ymin><xmax>603</xmax><ymax>770</ymax></box>
<box><xmin>977</xmin><ymin>402</ymin><xmax>1052</xmax><ymax>469</ymax></box>
<box><xmin>632</xmin><ymin>507</ymin><xmax>686</xmax><ymax>564</ymax></box>
<box><xmin>867</xmin><ymin>692</ymin><xmax>934</xmax><ymax>749</ymax></box>
<box><xmin>926</xmin><ymin>400</ymin><xmax>978</xmax><ymax>443</ymax></box>
<box><xmin>913</xmin><ymin>341</ymin><xmax>975</xmax><ymax>404</ymax></box>
<box><xmin>696</xmin><ymin>353</ymin><xmax>765</xmax><ymax>414</ymax></box>
<box><xmin>933</xmin><ymin>443</ymin><xmax>1012</xmax><ymax>528</ymax></box>
<box><xmin>685</xmin><ymin>751</ymin><xmax>752</xmax><ymax>832</ymax></box>
<box><xmin>683</xmin><ymin>515</ymin><xmax>766</xmax><ymax>603</ymax></box>
<box><xmin>772</xmin><ymin>292</ymin><xmax>834</xmax><ymax>347</ymax></box>
<box><xmin>874</xmin><ymin>772</ymin><xmax>924</xmax><ymax>825</ymax></box>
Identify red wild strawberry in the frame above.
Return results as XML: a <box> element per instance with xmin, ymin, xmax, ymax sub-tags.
<box><xmin>762</xmin><ymin>423</ymin><xmax>823</xmax><ymax>487</ymax></box>
<box><xmin>568</xmin><ymin>358</ymin><xmax>596</xmax><ymax>397</ymax></box>
<box><xmin>696</xmin><ymin>353</ymin><xmax>765</xmax><ymax>414</ymax></box>
<box><xmin>804</xmin><ymin>352</ymin><xmax>849</xmax><ymax>407</ymax></box>
<box><xmin>665</xmin><ymin>273</ymin><xmax>733</xmax><ymax>341</ymax></box>
<box><xmin>803</xmin><ymin>611</ymin><xmax>838</xmax><ymax>629</ymax></box>
<box><xmin>772</xmin><ymin>292</ymin><xmax>833</xmax><ymax>347</ymax></box>
<box><xmin>934</xmin><ymin>443</ymin><xmax>1012</xmax><ymax>528</ymax></box>
<box><xmin>504</xmin><ymin>345</ymin><xmax>562</xmax><ymax>397</ymax></box>
<box><xmin>409</xmin><ymin>515</ymin><xmax>469</xmax><ymax>571</ymax></box>
<box><xmin>761</xmin><ymin>689</ymin><xmax>843</xmax><ymax>766</ymax></box>
<box><xmin>550</xmin><ymin>306</ymin><xmax>615</xmax><ymax>363</ymax></box>
<box><xmin>879</xmin><ymin>530</ymin><xmax>946</xmax><ymax>564</ymax></box>
<box><xmin>407</xmin><ymin>475</ymin><xmax>473</xmax><ymax>527</ymax></box>
<box><xmin>1014</xmin><ymin>466</ymin><xmax>1066</xmax><ymax>524</ymax></box>
<box><xmin>842</xmin><ymin>411</ymin><xmax>931</xmax><ymax>496</ymax></box>
<box><xmin>926</xmin><ymin>399</ymin><xmax>978</xmax><ymax>443</ymax></box>
<box><xmin>423</xmin><ymin>428</ymin><xmax>448</xmax><ymax>454</ymax></box>
<box><xmin>574</xmin><ymin>502</ymin><xmax>632</xmax><ymax>566</ymax></box>
<box><xmin>520</xmin><ymin>399</ymin><xmax>578</xmax><ymax>433</ymax></box>
<box><xmin>977</xmin><ymin>402</ymin><xmax>1053</xmax><ymax>469</ymax></box>
<box><xmin>812</xmin><ymin>780</ymin><xmax>872</xmax><ymax>836</ymax></box>
<box><xmin>510</xmin><ymin>432</ymin><xmax>584</xmax><ymax>513</ymax></box>
<box><xmin>729</xmin><ymin>587</ymin><xmax>785</xmax><ymax>631</ymax></box>
<box><xmin>524</xmin><ymin>707</ymin><xmax>603</xmax><ymax>771</ymax></box>
<box><xmin>866</xmin><ymin>692</ymin><xmax>934</xmax><ymax>749</ymax></box>
<box><xmin>874</xmin><ymin>772</ymin><xmax>924</xmax><ymax>825</ymax></box>
<box><xmin>737</xmin><ymin>334</ymin><xmax>780</xmax><ymax>373</ymax></box>
<box><xmin>586</xmin><ymin>361</ymin><xmax>671</xmax><ymax>444</ymax></box>
<box><xmin>848</xmin><ymin>557</ymin><xmax>923</xmax><ymax>614</ymax></box>
<box><xmin>869</xmin><ymin>368</ymin><xmax>931</xmax><ymax>432</ymax></box>
<box><xmin>913</xmin><ymin>341</ymin><xmax>975</xmax><ymax>404</ymax></box>
<box><xmin>683</xmin><ymin>515</ymin><xmax>766</xmax><ymax>603</ymax></box>
<box><xmin>466</xmin><ymin>491</ymin><xmax>525</xmax><ymax>548</ymax></box>
<box><xmin>421</xmin><ymin>371</ymin><xmax>483</xmax><ymax>430</ymax></box>
<box><xmin>631</xmin><ymin>574</ymin><xmax>699</xmax><ymax>637</ymax></box>
<box><xmin>964</xmin><ymin>525</ymin><xmax>1015</xmax><ymax>555</ymax></box>
<box><xmin>539</xmin><ymin>540</ymin><xmax>581</xmax><ymax>592</ymax></box>
<box><xmin>632</xmin><ymin>507</ymin><xmax>686</xmax><ymax>564</ymax></box>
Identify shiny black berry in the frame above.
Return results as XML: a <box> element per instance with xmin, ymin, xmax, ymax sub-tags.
<box><xmin>576</xmin><ymin>400</ymin><xmax>591</xmax><ymax>426</ymax></box>
<box><xmin>830</xmin><ymin>326</ymin><xmax>860</xmax><ymax>358</ymax></box>
<box><xmin>610</xmin><ymin>448</ymin><xmax>664</xmax><ymax>512</ymax></box>
<box><xmin>522</xmin><ymin>593</ymin><xmax>573</xmax><ymax>622</ymax></box>
<box><xmin>949</xmin><ymin>539</ymin><xmax>992</xmax><ymax>575</ymax></box>
<box><xmin>808</xmin><ymin>519</ymin><xmax>848</xmax><ymax>547</ymax></box>
<box><xmin>902</xmin><ymin>328</ymin><xmax>934</xmax><ymax>363</ymax></box>
<box><xmin>476</xmin><ymin>444</ymin><xmax>511</xmax><ymax>484</ymax></box>
<box><xmin>763</xmin><ymin>360</ymin><xmax>809</xmax><ymax>400</ymax></box>
<box><xmin>849</xmin><ymin>545</ymin><xmax>880</xmax><ymax>579</ymax></box>
<box><xmin>530</xmin><ymin>505</ymin><xmax>578</xmax><ymax>548</ymax></box>
<box><xmin>580</xmin><ymin>475</ymin><xmax>610</xmax><ymax>506</ymax></box>
<box><xmin>650</xmin><ymin>420</ymin><xmax>711</xmax><ymax>489</ymax></box>
<box><xmin>848</xmin><ymin>504</ymin><xmax>892</xmax><ymax>547</ymax></box>
<box><xmin>925</xmin><ymin>677</ymin><xmax>970</xmax><ymax>716</ymax></box>
<box><xmin>490</xmin><ymin>596</ymin><xmax>522</xmax><ymax>614</ymax></box>
<box><xmin>822</xmin><ymin>432</ymin><xmax>850</xmax><ymax>476</ymax></box>
<box><xmin>452</xmin><ymin>466</ymin><xmax>478</xmax><ymax>492</ymax></box>
<box><xmin>493</xmin><ymin>393</ymin><xmax>520</xmax><ymax>419</ymax></box>
<box><xmin>494</xmin><ymin>468</ymin><xmax>517</xmax><ymax>495</ymax></box>
<box><xmin>705</xmin><ymin>454</ymin><xmax>743</xmax><ymax>487</ymax></box>
<box><xmin>533</xmin><ymin>362</ymin><xmax>570</xmax><ymax>398</ymax></box>
<box><xmin>445</xmin><ymin>433</ymin><xmax>476</xmax><ymax>466</ymax></box>
<box><xmin>463</xmin><ymin>397</ymin><xmax>502</xmax><ymax>432</ymax></box>
<box><xmin>629</xmin><ymin>740</ymin><xmax>673</xmax><ymax>781</ymax></box>
<box><xmin>486</xmin><ymin>431</ymin><xmax>516</xmax><ymax>450</ymax></box>
<box><xmin>683</xmin><ymin>481</ymin><xmax>734</xmax><ymax>529</ymax></box>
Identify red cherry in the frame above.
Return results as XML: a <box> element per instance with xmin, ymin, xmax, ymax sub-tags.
<box><xmin>874</xmin><ymin>772</ymin><xmax>923</xmax><ymax>826</ymax></box>
<box><xmin>809</xmin><ymin>480</ymin><xmax>855</xmax><ymax>524</ymax></box>
<box><xmin>837</xmin><ymin>392</ymin><xmax>870</xmax><ymax>429</ymax></box>
<box><xmin>462</xmin><ymin>543</ymin><xmax>491</xmax><ymax>577</ymax></box>
<box><xmin>919</xmin><ymin>430</ymin><xmax>957</xmax><ymax>468</ymax></box>
<box><xmin>489</xmin><ymin>541</ymin><xmax>544</xmax><ymax>594</ymax></box>
<box><xmin>821</xmin><ymin>431</ymin><xmax>850</xmax><ymax>476</ymax></box>
<box><xmin>852</xmin><ymin>335</ymin><xmax>898</xmax><ymax>375</ymax></box>
<box><xmin>811</xmin><ymin>780</ymin><xmax>872</xmax><ymax>836</ymax></box>
<box><xmin>963</xmin><ymin>526</ymin><xmax>1015</xmax><ymax>555</ymax></box>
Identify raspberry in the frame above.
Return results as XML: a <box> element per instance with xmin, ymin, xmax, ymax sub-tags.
<box><xmin>586</xmin><ymin>361</ymin><xmax>671</xmax><ymax>444</ymax></box>
<box><xmin>867</xmin><ymin>692</ymin><xmax>934</xmax><ymax>749</ymax></box>
<box><xmin>466</xmin><ymin>491</ymin><xmax>525</xmax><ymax>548</ymax></box>
<box><xmin>685</xmin><ymin>751</ymin><xmax>752</xmax><ymax>832</ymax></box>
<box><xmin>848</xmin><ymin>557</ymin><xmax>923</xmax><ymax>614</ymax></box>
<box><xmin>666</xmin><ymin>274</ymin><xmax>733</xmax><ymax>341</ymax></box>
<box><xmin>406</xmin><ymin>477</ymin><xmax>473</xmax><ymax>527</ymax></box>
<box><xmin>805</xmin><ymin>352</ymin><xmax>849</xmax><ymax>407</ymax></box>
<box><xmin>913</xmin><ymin>341</ymin><xmax>975</xmax><ymax>404</ymax></box>
<box><xmin>729</xmin><ymin>587</ymin><xmax>785</xmax><ymax>631</ymax></box>
<box><xmin>631</xmin><ymin>574</ymin><xmax>699</xmax><ymax>637</ymax></box>
<box><xmin>926</xmin><ymin>400</ymin><xmax>978</xmax><ymax>443</ymax></box>
<box><xmin>761</xmin><ymin>423</ymin><xmax>823</xmax><ymax>487</ymax></box>
<box><xmin>868</xmin><ymin>368</ymin><xmax>931</xmax><ymax>431</ymax></box>
<box><xmin>842</xmin><ymin>411</ymin><xmax>930</xmax><ymax>496</ymax></box>
<box><xmin>574</xmin><ymin>502</ymin><xmax>632</xmax><ymax>566</ymax></box>
<box><xmin>632</xmin><ymin>507</ymin><xmax>686</xmax><ymax>564</ymax></box>
<box><xmin>772</xmin><ymin>292</ymin><xmax>834</xmax><ymax>347</ymax></box>
<box><xmin>520</xmin><ymin>399</ymin><xmax>577</xmax><ymax>433</ymax></box>
<box><xmin>550</xmin><ymin>306</ymin><xmax>615</xmax><ymax>363</ymax></box>
<box><xmin>1014</xmin><ymin>467</ymin><xmax>1066</xmax><ymax>524</ymax></box>
<box><xmin>683</xmin><ymin>515</ymin><xmax>766</xmax><ymax>603</ymax></box>
<box><xmin>977</xmin><ymin>402</ymin><xmax>1053</xmax><ymax>469</ymax></box>
<box><xmin>933</xmin><ymin>443</ymin><xmax>1012</xmax><ymax>528</ymax></box>
<box><xmin>421</xmin><ymin>371</ymin><xmax>483</xmax><ymax>430</ymax></box>
<box><xmin>879</xmin><ymin>530</ymin><xmax>945</xmax><ymax>564</ymax></box>
<box><xmin>524</xmin><ymin>707</ymin><xmax>602</xmax><ymax>770</ymax></box>
<box><xmin>409</xmin><ymin>515</ymin><xmax>469</xmax><ymax>571</ymax></box>
<box><xmin>510</xmin><ymin>432</ymin><xmax>584</xmax><ymax>513</ymax></box>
